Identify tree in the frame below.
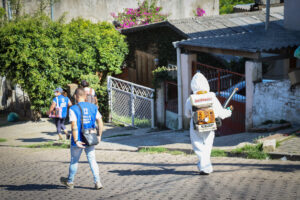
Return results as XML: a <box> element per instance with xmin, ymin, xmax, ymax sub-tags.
<box><xmin>0</xmin><ymin>15</ymin><xmax>128</xmax><ymax>120</ymax></box>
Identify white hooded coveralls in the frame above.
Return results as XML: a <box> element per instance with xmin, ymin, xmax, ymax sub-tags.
<box><xmin>185</xmin><ymin>72</ymin><xmax>232</xmax><ymax>173</ymax></box>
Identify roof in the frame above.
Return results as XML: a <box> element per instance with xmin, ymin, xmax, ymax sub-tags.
<box><xmin>120</xmin><ymin>7</ymin><xmax>284</xmax><ymax>39</ymax></box>
<box><xmin>120</xmin><ymin>6</ymin><xmax>300</xmax><ymax>58</ymax></box>
<box><xmin>177</xmin><ymin>22</ymin><xmax>300</xmax><ymax>54</ymax></box>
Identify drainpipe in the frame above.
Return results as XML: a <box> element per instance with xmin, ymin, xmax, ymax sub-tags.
<box><xmin>173</xmin><ymin>43</ymin><xmax>183</xmax><ymax>130</ymax></box>
<box><xmin>50</xmin><ymin>0</ymin><xmax>54</xmax><ymax>21</ymax></box>
<box><xmin>7</xmin><ymin>0</ymin><xmax>12</xmax><ymax>20</ymax></box>
<box><xmin>265</xmin><ymin>0</ymin><xmax>270</xmax><ymax>31</ymax></box>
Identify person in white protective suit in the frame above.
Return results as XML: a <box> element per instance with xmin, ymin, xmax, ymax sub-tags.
<box><xmin>185</xmin><ymin>72</ymin><xmax>232</xmax><ymax>175</ymax></box>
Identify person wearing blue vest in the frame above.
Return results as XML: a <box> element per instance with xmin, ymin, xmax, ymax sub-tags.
<box><xmin>48</xmin><ymin>87</ymin><xmax>72</xmax><ymax>140</ymax></box>
<box><xmin>60</xmin><ymin>87</ymin><xmax>104</xmax><ymax>190</ymax></box>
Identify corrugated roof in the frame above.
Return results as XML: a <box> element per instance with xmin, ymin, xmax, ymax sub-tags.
<box><xmin>121</xmin><ymin>7</ymin><xmax>284</xmax><ymax>40</ymax></box>
<box><xmin>177</xmin><ymin>22</ymin><xmax>300</xmax><ymax>53</ymax></box>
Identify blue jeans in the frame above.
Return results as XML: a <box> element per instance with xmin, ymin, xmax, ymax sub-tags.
<box><xmin>68</xmin><ymin>145</ymin><xmax>100</xmax><ymax>183</ymax></box>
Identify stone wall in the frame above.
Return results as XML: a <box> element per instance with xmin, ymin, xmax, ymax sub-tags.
<box><xmin>252</xmin><ymin>80</ymin><xmax>300</xmax><ymax>126</ymax></box>
<box><xmin>13</xmin><ymin>0</ymin><xmax>219</xmax><ymax>22</ymax></box>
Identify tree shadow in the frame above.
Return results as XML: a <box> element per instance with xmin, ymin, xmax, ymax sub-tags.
<box><xmin>109</xmin><ymin>168</ymin><xmax>198</xmax><ymax>176</ymax></box>
<box><xmin>16</xmin><ymin>137</ymin><xmax>53</xmax><ymax>143</ymax></box>
<box><xmin>213</xmin><ymin>162</ymin><xmax>300</xmax><ymax>173</ymax></box>
<box><xmin>41</xmin><ymin>131</ymin><xmax>59</xmax><ymax>136</ymax></box>
<box><xmin>0</xmin><ymin>184</ymin><xmax>92</xmax><ymax>191</ymax></box>
<box><xmin>0</xmin><ymin>184</ymin><xmax>65</xmax><ymax>191</ymax></box>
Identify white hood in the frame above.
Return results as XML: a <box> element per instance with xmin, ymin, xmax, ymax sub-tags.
<box><xmin>191</xmin><ymin>72</ymin><xmax>210</xmax><ymax>94</ymax></box>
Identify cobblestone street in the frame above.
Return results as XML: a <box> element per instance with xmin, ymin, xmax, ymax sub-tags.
<box><xmin>0</xmin><ymin>147</ymin><xmax>299</xmax><ymax>200</ymax></box>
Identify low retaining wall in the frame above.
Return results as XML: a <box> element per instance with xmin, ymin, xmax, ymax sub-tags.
<box><xmin>253</xmin><ymin>80</ymin><xmax>300</xmax><ymax>126</ymax></box>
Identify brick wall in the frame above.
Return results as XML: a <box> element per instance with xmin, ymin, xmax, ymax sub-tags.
<box><xmin>253</xmin><ymin>80</ymin><xmax>300</xmax><ymax>126</ymax></box>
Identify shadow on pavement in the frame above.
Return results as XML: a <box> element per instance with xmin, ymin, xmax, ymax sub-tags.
<box><xmin>41</xmin><ymin>131</ymin><xmax>59</xmax><ymax>136</ymax></box>
<box><xmin>16</xmin><ymin>138</ymin><xmax>53</xmax><ymax>143</ymax></box>
<box><xmin>213</xmin><ymin>162</ymin><xmax>300</xmax><ymax>172</ymax></box>
<box><xmin>0</xmin><ymin>184</ymin><xmax>65</xmax><ymax>191</ymax></box>
<box><xmin>0</xmin><ymin>184</ymin><xmax>93</xmax><ymax>191</ymax></box>
<box><xmin>109</xmin><ymin>169</ymin><xmax>198</xmax><ymax>176</ymax></box>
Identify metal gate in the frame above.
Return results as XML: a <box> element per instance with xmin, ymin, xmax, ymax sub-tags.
<box><xmin>192</xmin><ymin>62</ymin><xmax>245</xmax><ymax>135</ymax></box>
<box><xmin>107</xmin><ymin>76</ymin><xmax>155</xmax><ymax>128</ymax></box>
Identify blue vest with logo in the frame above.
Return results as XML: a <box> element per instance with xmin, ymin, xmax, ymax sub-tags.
<box><xmin>70</xmin><ymin>102</ymin><xmax>98</xmax><ymax>146</ymax></box>
<box><xmin>53</xmin><ymin>95</ymin><xmax>69</xmax><ymax>118</ymax></box>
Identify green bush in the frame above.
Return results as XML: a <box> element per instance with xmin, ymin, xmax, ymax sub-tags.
<box><xmin>220</xmin><ymin>0</ymin><xmax>254</xmax><ymax>14</ymax></box>
<box><xmin>0</xmin><ymin>15</ymin><xmax>128</xmax><ymax>120</ymax></box>
<box><xmin>152</xmin><ymin>66</ymin><xmax>176</xmax><ymax>88</ymax></box>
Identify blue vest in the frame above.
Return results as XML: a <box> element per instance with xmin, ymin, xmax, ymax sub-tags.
<box><xmin>70</xmin><ymin>102</ymin><xmax>98</xmax><ymax>146</ymax></box>
<box><xmin>53</xmin><ymin>95</ymin><xmax>69</xmax><ymax>118</ymax></box>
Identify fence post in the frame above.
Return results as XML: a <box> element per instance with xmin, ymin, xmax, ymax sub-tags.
<box><xmin>131</xmin><ymin>84</ymin><xmax>135</xmax><ymax>127</ymax></box>
<box><xmin>151</xmin><ymin>97</ymin><xmax>155</xmax><ymax>129</ymax></box>
<box><xmin>217</xmin><ymin>70</ymin><xmax>221</xmax><ymax>95</ymax></box>
<box><xmin>107</xmin><ymin>76</ymin><xmax>112</xmax><ymax>123</ymax></box>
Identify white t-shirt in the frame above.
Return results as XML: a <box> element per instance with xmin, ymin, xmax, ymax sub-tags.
<box><xmin>84</xmin><ymin>87</ymin><xmax>96</xmax><ymax>96</ymax></box>
<box><xmin>69</xmin><ymin>109</ymin><xmax>102</xmax><ymax>122</ymax></box>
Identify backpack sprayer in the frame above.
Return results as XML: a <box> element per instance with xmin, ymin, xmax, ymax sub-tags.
<box><xmin>215</xmin><ymin>87</ymin><xmax>239</xmax><ymax>127</ymax></box>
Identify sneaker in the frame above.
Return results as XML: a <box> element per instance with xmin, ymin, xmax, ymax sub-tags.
<box><xmin>95</xmin><ymin>182</ymin><xmax>103</xmax><ymax>190</ymax></box>
<box><xmin>199</xmin><ymin>171</ymin><xmax>210</xmax><ymax>175</ymax></box>
<box><xmin>60</xmin><ymin>177</ymin><xmax>74</xmax><ymax>189</ymax></box>
<box><xmin>66</xmin><ymin>134</ymin><xmax>70</xmax><ymax>140</ymax></box>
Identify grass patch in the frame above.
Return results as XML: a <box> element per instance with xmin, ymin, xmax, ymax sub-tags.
<box><xmin>23</xmin><ymin>141</ymin><xmax>70</xmax><ymax>149</ymax></box>
<box><xmin>138</xmin><ymin>147</ymin><xmax>186</xmax><ymax>155</ymax></box>
<box><xmin>231</xmin><ymin>143</ymin><xmax>269</xmax><ymax>160</ymax></box>
<box><xmin>112</xmin><ymin>113</ymin><xmax>151</xmax><ymax>128</ymax></box>
<box><xmin>0</xmin><ymin>138</ymin><xmax>7</xmax><ymax>142</ymax></box>
<box><xmin>104</xmin><ymin>133</ymin><xmax>133</xmax><ymax>138</ymax></box>
<box><xmin>211</xmin><ymin>149</ymin><xmax>227</xmax><ymax>157</ymax></box>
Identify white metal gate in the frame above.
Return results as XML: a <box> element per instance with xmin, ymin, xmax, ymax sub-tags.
<box><xmin>107</xmin><ymin>76</ymin><xmax>155</xmax><ymax>128</ymax></box>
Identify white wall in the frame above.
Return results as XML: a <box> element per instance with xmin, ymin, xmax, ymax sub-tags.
<box><xmin>19</xmin><ymin>0</ymin><xmax>219</xmax><ymax>22</ymax></box>
<box><xmin>253</xmin><ymin>80</ymin><xmax>300</xmax><ymax>126</ymax></box>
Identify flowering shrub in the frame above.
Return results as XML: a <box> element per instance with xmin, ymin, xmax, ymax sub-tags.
<box><xmin>194</xmin><ymin>7</ymin><xmax>206</xmax><ymax>17</ymax></box>
<box><xmin>111</xmin><ymin>0</ymin><xmax>168</xmax><ymax>29</ymax></box>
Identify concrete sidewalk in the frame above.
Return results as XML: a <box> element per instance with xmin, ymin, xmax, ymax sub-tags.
<box><xmin>0</xmin><ymin>118</ymin><xmax>300</xmax><ymax>160</ymax></box>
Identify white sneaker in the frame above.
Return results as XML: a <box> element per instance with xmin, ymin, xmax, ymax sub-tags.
<box><xmin>95</xmin><ymin>182</ymin><xmax>103</xmax><ymax>190</ymax></box>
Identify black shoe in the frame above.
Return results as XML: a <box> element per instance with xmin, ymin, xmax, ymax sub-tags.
<box><xmin>199</xmin><ymin>171</ymin><xmax>210</xmax><ymax>175</ymax></box>
<box><xmin>66</xmin><ymin>134</ymin><xmax>70</xmax><ymax>140</ymax></box>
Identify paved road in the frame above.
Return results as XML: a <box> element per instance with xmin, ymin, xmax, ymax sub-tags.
<box><xmin>0</xmin><ymin>147</ymin><xmax>299</xmax><ymax>200</ymax></box>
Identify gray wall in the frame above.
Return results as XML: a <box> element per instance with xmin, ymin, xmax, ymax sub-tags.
<box><xmin>253</xmin><ymin>80</ymin><xmax>300</xmax><ymax>126</ymax></box>
<box><xmin>284</xmin><ymin>0</ymin><xmax>300</xmax><ymax>31</ymax></box>
<box><xmin>18</xmin><ymin>0</ymin><xmax>219</xmax><ymax>22</ymax></box>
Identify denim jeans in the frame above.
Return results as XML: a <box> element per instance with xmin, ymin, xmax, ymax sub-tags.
<box><xmin>68</xmin><ymin>145</ymin><xmax>100</xmax><ymax>183</ymax></box>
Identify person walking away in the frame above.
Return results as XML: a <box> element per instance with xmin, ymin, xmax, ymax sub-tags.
<box><xmin>48</xmin><ymin>87</ymin><xmax>72</xmax><ymax>140</ymax></box>
<box><xmin>185</xmin><ymin>72</ymin><xmax>232</xmax><ymax>175</ymax></box>
<box><xmin>81</xmin><ymin>80</ymin><xmax>98</xmax><ymax>107</ymax></box>
<box><xmin>60</xmin><ymin>87</ymin><xmax>104</xmax><ymax>190</ymax></box>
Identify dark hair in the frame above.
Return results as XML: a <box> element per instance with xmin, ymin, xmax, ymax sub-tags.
<box><xmin>81</xmin><ymin>80</ymin><xmax>89</xmax><ymax>87</ymax></box>
<box><xmin>75</xmin><ymin>87</ymin><xmax>86</xmax><ymax>97</ymax></box>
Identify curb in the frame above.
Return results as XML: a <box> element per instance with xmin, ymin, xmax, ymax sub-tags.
<box><xmin>268</xmin><ymin>152</ymin><xmax>300</xmax><ymax>161</ymax></box>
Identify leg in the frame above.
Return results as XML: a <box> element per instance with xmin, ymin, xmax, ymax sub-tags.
<box><xmin>55</xmin><ymin>118</ymin><xmax>63</xmax><ymax>140</ymax></box>
<box><xmin>84</xmin><ymin>146</ymin><xmax>100</xmax><ymax>184</ymax></box>
<box><xmin>68</xmin><ymin>145</ymin><xmax>83</xmax><ymax>183</ymax></box>
<box><xmin>60</xmin><ymin>118</ymin><xmax>70</xmax><ymax>139</ymax></box>
<box><xmin>190</xmin><ymin>129</ymin><xmax>215</xmax><ymax>173</ymax></box>
<box><xmin>199</xmin><ymin>131</ymin><xmax>215</xmax><ymax>173</ymax></box>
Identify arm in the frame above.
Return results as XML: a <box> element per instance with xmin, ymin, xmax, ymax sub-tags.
<box><xmin>184</xmin><ymin>98</ymin><xmax>192</xmax><ymax>118</ymax></box>
<box><xmin>212</xmin><ymin>95</ymin><xmax>232</xmax><ymax>120</ymax></box>
<box><xmin>47</xmin><ymin>102</ymin><xmax>56</xmax><ymax>115</ymax></box>
<box><xmin>94</xmin><ymin>96</ymin><xmax>98</xmax><ymax>107</ymax></box>
<box><xmin>71</xmin><ymin>121</ymin><xmax>85</xmax><ymax>148</ymax></box>
<box><xmin>96</xmin><ymin>118</ymin><xmax>103</xmax><ymax>142</ymax></box>
<box><xmin>68</xmin><ymin>100</ymin><xmax>73</xmax><ymax>107</ymax></box>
